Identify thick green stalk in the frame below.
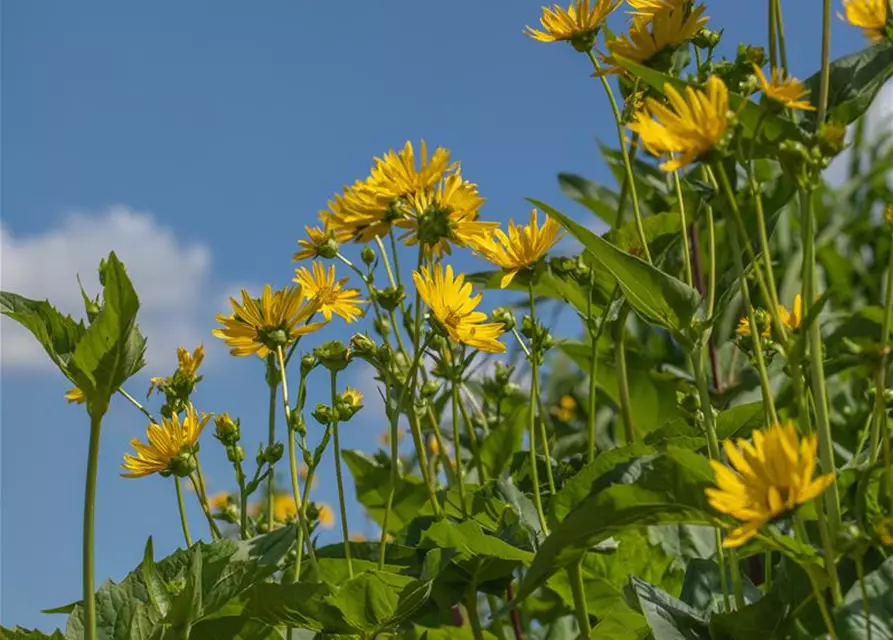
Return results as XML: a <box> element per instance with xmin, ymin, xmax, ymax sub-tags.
<box><xmin>457</xmin><ymin>391</ymin><xmax>486</xmax><ymax>484</ymax></box>
<box><xmin>568</xmin><ymin>560</ymin><xmax>592</xmax><ymax>637</ymax></box>
<box><xmin>527</xmin><ymin>284</ymin><xmax>550</xmax><ymax>534</ymax></box>
<box><xmin>452</xmin><ymin>381</ymin><xmax>469</xmax><ymax>517</ymax></box>
<box><xmin>674</xmin><ymin>171</ymin><xmax>693</xmax><ymax>287</ymax></box>
<box><xmin>266</xmin><ymin>363</ymin><xmax>277</xmax><ymax>532</ymax></box>
<box><xmin>869</xmin><ymin>240</ymin><xmax>893</xmax><ymax>463</ymax></box>
<box><xmin>768</xmin><ymin>0</ymin><xmax>778</xmax><ymax>70</ymax></box>
<box><xmin>774</xmin><ymin>0</ymin><xmax>789</xmax><ymax>74</ymax></box>
<box><xmin>800</xmin><ymin>190</ymin><xmax>841</xmax><ymax>535</ymax></box>
<box><xmin>586</xmin><ymin>285</ymin><xmax>601</xmax><ymax>463</ymax></box>
<box><xmin>586</xmin><ymin>51</ymin><xmax>652</xmax><ymax>263</ymax></box>
<box><xmin>729</xmin><ymin>551</ymin><xmax>746</xmax><ymax>610</ymax></box>
<box><xmin>82</xmin><ymin>412</ymin><xmax>103</xmax><ymax>640</ymax></box>
<box><xmin>614</xmin><ymin>306</ymin><xmax>636</xmax><ymax>443</ymax></box>
<box><xmin>465</xmin><ymin>591</ymin><xmax>485</xmax><ymax>640</ymax></box>
<box><xmin>816</xmin><ymin>0</ymin><xmax>832</xmax><ymax>127</ymax></box>
<box><xmin>174</xmin><ymin>477</ymin><xmax>193</xmax><ymax>547</ymax></box>
<box><xmin>485</xmin><ymin>595</ymin><xmax>509</xmax><ymax>640</ymax></box>
<box><xmin>330</xmin><ymin>370</ymin><xmax>354</xmax><ymax>578</ymax></box>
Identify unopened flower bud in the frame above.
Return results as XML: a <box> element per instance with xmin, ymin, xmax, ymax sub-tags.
<box><xmin>361</xmin><ymin>246</ymin><xmax>377</xmax><ymax>266</ymax></box>
<box><xmin>301</xmin><ymin>353</ymin><xmax>318</xmax><ymax>376</ymax></box>
<box><xmin>817</xmin><ymin>122</ymin><xmax>847</xmax><ymax>158</ymax></box>
<box><xmin>264</xmin><ymin>442</ymin><xmax>284</xmax><ymax>465</ymax></box>
<box><xmin>374</xmin><ymin>316</ymin><xmax>392</xmax><ymax>337</ymax></box>
<box><xmin>169</xmin><ymin>451</ymin><xmax>197</xmax><ymax>478</ymax></box>
<box><xmin>317</xmin><ymin>236</ymin><xmax>340</xmax><ymax>260</ymax></box>
<box><xmin>349</xmin><ymin>333</ymin><xmax>376</xmax><ymax>356</ymax></box>
<box><xmin>337</xmin><ymin>387</ymin><xmax>364</xmax><ymax>421</ymax></box>
<box><xmin>377</xmin><ymin>344</ymin><xmax>393</xmax><ymax>365</ymax></box>
<box><xmin>227</xmin><ymin>445</ymin><xmax>246</xmax><ymax>463</ymax></box>
<box><xmin>375</xmin><ymin>286</ymin><xmax>406</xmax><ymax>313</ymax></box>
<box><xmin>214</xmin><ymin>413</ymin><xmax>240</xmax><ymax>444</ymax></box>
<box><xmin>491</xmin><ymin>307</ymin><xmax>515</xmax><ymax>332</ymax></box>
<box><xmin>693</xmin><ymin>28</ymin><xmax>721</xmax><ymax>49</ymax></box>
<box><xmin>314</xmin><ymin>340</ymin><xmax>351</xmax><ymax>372</ymax></box>
<box><xmin>421</xmin><ymin>380</ymin><xmax>440</xmax><ymax>398</ymax></box>
<box><xmin>312</xmin><ymin>404</ymin><xmax>332</xmax><ymax>425</ymax></box>
<box><xmin>495</xmin><ymin>362</ymin><xmax>513</xmax><ymax>387</ymax></box>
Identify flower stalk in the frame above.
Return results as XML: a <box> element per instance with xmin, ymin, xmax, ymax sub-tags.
<box><xmin>82</xmin><ymin>412</ymin><xmax>103</xmax><ymax>640</ymax></box>
<box><xmin>330</xmin><ymin>370</ymin><xmax>354</xmax><ymax>578</ymax></box>
<box><xmin>174</xmin><ymin>476</ymin><xmax>193</xmax><ymax>547</ymax></box>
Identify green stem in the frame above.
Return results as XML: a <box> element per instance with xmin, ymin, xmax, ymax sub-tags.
<box><xmin>869</xmin><ymin>240</ymin><xmax>893</xmax><ymax>464</ymax></box>
<box><xmin>189</xmin><ymin>472</ymin><xmax>222</xmax><ymax>540</ymax></box>
<box><xmin>674</xmin><ymin>171</ymin><xmax>693</xmax><ymax>287</ymax></box>
<box><xmin>729</xmin><ymin>551</ymin><xmax>746</xmax><ymax>610</ymax></box>
<box><xmin>587</xmin><ymin>51</ymin><xmax>652</xmax><ymax>263</ymax></box>
<box><xmin>486</xmin><ymin>595</ymin><xmax>509</xmax><ymax>640</ymax></box>
<box><xmin>768</xmin><ymin>0</ymin><xmax>778</xmax><ymax>70</ymax></box>
<box><xmin>796</xmin><ymin>514</ymin><xmax>838</xmax><ymax>639</ymax></box>
<box><xmin>816</xmin><ymin>0</ymin><xmax>832</xmax><ymax>127</ymax></box>
<box><xmin>117</xmin><ymin>388</ymin><xmax>155</xmax><ymax>421</ymax></box>
<box><xmin>452</xmin><ymin>381</ymin><xmax>469</xmax><ymax>518</ymax></box>
<box><xmin>375</xmin><ymin>235</ymin><xmax>399</xmax><ymax>290</ymax></box>
<box><xmin>527</xmin><ymin>284</ymin><xmax>550</xmax><ymax>535</ymax></box>
<box><xmin>388</xmin><ymin>230</ymin><xmax>404</xmax><ymax>288</ymax></box>
<box><xmin>174</xmin><ymin>477</ymin><xmax>193</xmax><ymax>547</ymax></box>
<box><xmin>457</xmin><ymin>389</ymin><xmax>486</xmax><ymax>484</ymax></box>
<box><xmin>380</xmin><ymin>373</ymin><xmax>399</xmax><ymax>570</ymax></box>
<box><xmin>856</xmin><ymin>556</ymin><xmax>872</xmax><ymax>640</ymax></box>
<box><xmin>465</xmin><ymin>590</ymin><xmax>485</xmax><ymax>640</ymax></box>
<box><xmin>568</xmin><ymin>560</ymin><xmax>592</xmax><ymax>637</ymax></box>
<box><xmin>614</xmin><ymin>307</ymin><xmax>636</xmax><ymax>443</ymax></box>
<box><xmin>712</xmin><ymin>164</ymin><xmax>778</xmax><ymax>424</ymax></box>
<box><xmin>764</xmin><ymin>551</ymin><xmax>773</xmax><ymax>591</ymax></box>
<box><xmin>774</xmin><ymin>0</ymin><xmax>789</xmax><ymax>74</ymax></box>
<box><xmin>330</xmin><ymin>370</ymin><xmax>354</xmax><ymax>578</ymax></box>
<box><xmin>82</xmin><ymin>412</ymin><xmax>103</xmax><ymax>640</ymax></box>
<box><xmin>800</xmin><ymin>189</ymin><xmax>841</xmax><ymax>536</ymax></box>
<box><xmin>266</xmin><ymin>358</ymin><xmax>278</xmax><ymax>533</ymax></box>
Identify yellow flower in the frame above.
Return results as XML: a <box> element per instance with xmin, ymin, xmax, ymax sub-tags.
<box><xmin>293</xmin><ymin>262</ymin><xmax>364</xmax><ymax>324</ymax></box>
<box><xmin>178</xmin><ymin>344</ymin><xmax>204</xmax><ymax>377</ymax></box>
<box><xmin>293</xmin><ymin>225</ymin><xmax>339</xmax><ymax>261</ymax></box>
<box><xmin>65</xmin><ymin>386</ymin><xmax>86</xmax><ymax>404</ymax></box>
<box><xmin>840</xmin><ymin>0</ymin><xmax>888</xmax><ymax>41</ymax></box>
<box><xmin>317</xmin><ymin>503</ymin><xmax>336</xmax><ymax>529</ymax></box>
<box><xmin>428</xmin><ymin>434</ymin><xmax>441</xmax><ymax>457</ymax></box>
<box><xmin>208</xmin><ymin>491</ymin><xmax>231</xmax><ymax>511</ymax></box>
<box><xmin>779</xmin><ymin>295</ymin><xmax>803</xmax><ymax>332</ymax></box>
<box><xmin>320</xmin><ymin>178</ymin><xmax>397</xmax><ymax>244</ymax></box>
<box><xmin>554</xmin><ymin>395</ymin><xmax>577</xmax><ymax>422</ymax></box>
<box><xmin>412</xmin><ymin>264</ymin><xmax>507</xmax><ymax>353</ymax></box>
<box><xmin>705</xmin><ymin>421</ymin><xmax>835</xmax><ymax>548</ymax></box>
<box><xmin>736</xmin><ymin>296</ymin><xmax>802</xmax><ymax>338</ymax></box>
<box><xmin>396</xmin><ymin>173</ymin><xmax>497</xmax><ymax>258</ymax></box>
<box><xmin>212</xmin><ymin>285</ymin><xmax>325</xmax><ymax>358</ymax></box>
<box><xmin>341</xmin><ymin>387</ymin><xmax>364</xmax><ymax>407</ymax></box>
<box><xmin>753</xmin><ymin>65</ymin><xmax>815</xmax><ymax>111</ymax></box>
<box><xmin>735</xmin><ymin>312</ymin><xmax>771</xmax><ymax>338</ymax></box>
<box><xmin>628</xmin><ymin>75</ymin><xmax>729</xmax><ymax>172</ymax></box>
<box><xmin>272</xmin><ymin>494</ymin><xmax>297</xmax><ymax>523</ymax></box>
<box><xmin>470</xmin><ymin>209</ymin><xmax>564</xmax><ymax>288</ymax></box>
<box><xmin>602</xmin><ymin>3</ymin><xmax>707</xmax><ymax>71</ymax></box>
<box><xmin>121</xmin><ymin>404</ymin><xmax>209</xmax><ymax>478</ymax></box>
<box><xmin>525</xmin><ymin>0</ymin><xmax>622</xmax><ymax>47</ymax></box>
<box><xmin>626</xmin><ymin>0</ymin><xmax>686</xmax><ymax>18</ymax></box>
<box><xmin>369</xmin><ymin>140</ymin><xmax>454</xmax><ymax>201</ymax></box>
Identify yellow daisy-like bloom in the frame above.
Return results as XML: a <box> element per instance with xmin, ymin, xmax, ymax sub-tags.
<box><xmin>178</xmin><ymin>344</ymin><xmax>204</xmax><ymax>377</ymax></box>
<box><xmin>705</xmin><ymin>421</ymin><xmax>835</xmax><ymax>548</ymax></box>
<box><xmin>293</xmin><ymin>262</ymin><xmax>364</xmax><ymax>324</ymax></box>
<box><xmin>121</xmin><ymin>404</ymin><xmax>210</xmax><ymax>478</ymax></box>
<box><xmin>840</xmin><ymin>0</ymin><xmax>888</xmax><ymax>41</ymax></box>
<box><xmin>272</xmin><ymin>494</ymin><xmax>297</xmax><ymax>523</ymax></box>
<box><xmin>212</xmin><ymin>285</ymin><xmax>325</xmax><ymax>358</ymax></box>
<box><xmin>736</xmin><ymin>295</ymin><xmax>802</xmax><ymax>338</ymax></box>
<box><xmin>753</xmin><ymin>65</ymin><xmax>815</xmax><ymax>111</ymax></box>
<box><xmin>320</xmin><ymin>177</ymin><xmax>397</xmax><ymax>244</ymax></box>
<box><xmin>65</xmin><ymin>386</ymin><xmax>86</xmax><ymax>404</ymax></box>
<box><xmin>341</xmin><ymin>386</ymin><xmax>364</xmax><ymax>407</ymax></box>
<box><xmin>626</xmin><ymin>0</ymin><xmax>686</xmax><ymax>18</ymax></box>
<box><xmin>369</xmin><ymin>140</ymin><xmax>454</xmax><ymax>200</ymax></box>
<box><xmin>317</xmin><ymin>503</ymin><xmax>336</xmax><ymax>529</ymax></box>
<box><xmin>208</xmin><ymin>491</ymin><xmax>231</xmax><ymax>511</ymax></box>
<box><xmin>396</xmin><ymin>173</ymin><xmax>497</xmax><ymax>258</ymax></box>
<box><xmin>525</xmin><ymin>0</ymin><xmax>622</xmax><ymax>46</ymax></box>
<box><xmin>780</xmin><ymin>294</ymin><xmax>803</xmax><ymax>332</ymax></box>
<box><xmin>470</xmin><ymin>209</ymin><xmax>564</xmax><ymax>288</ymax></box>
<box><xmin>293</xmin><ymin>225</ymin><xmax>338</xmax><ymax>261</ymax></box>
<box><xmin>412</xmin><ymin>264</ymin><xmax>507</xmax><ymax>354</ymax></box>
<box><xmin>628</xmin><ymin>75</ymin><xmax>729</xmax><ymax>172</ymax></box>
<box><xmin>554</xmin><ymin>395</ymin><xmax>577</xmax><ymax>422</ymax></box>
<box><xmin>602</xmin><ymin>3</ymin><xmax>707</xmax><ymax>70</ymax></box>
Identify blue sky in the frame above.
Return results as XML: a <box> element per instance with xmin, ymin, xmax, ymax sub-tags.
<box><xmin>0</xmin><ymin>1</ymin><xmax>869</xmax><ymax>630</ymax></box>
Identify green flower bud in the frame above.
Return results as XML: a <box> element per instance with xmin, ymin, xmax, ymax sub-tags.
<box><xmin>569</xmin><ymin>32</ymin><xmax>596</xmax><ymax>53</ymax></box>
<box><xmin>264</xmin><ymin>442</ymin><xmax>284</xmax><ymax>465</ymax></box>
<box><xmin>301</xmin><ymin>353</ymin><xmax>318</xmax><ymax>376</ymax></box>
<box><xmin>349</xmin><ymin>333</ymin><xmax>377</xmax><ymax>357</ymax></box>
<box><xmin>227</xmin><ymin>445</ymin><xmax>246</xmax><ymax>464</ymax></box>
<box><xmin>317</xmin><ymin>236</ymin><xmax>340</xmax><ymax>260</ymax></box>
<box><xmin>495</xmin><ymin>362</ymin><xmax>514</xmax><ymax>387</ymax></box>
<box><xmin>377</xmin><ymin>344</ymin><xmax>393</xmax><ymax>365</ymax></box>
<box><xmin>361</xmin><ymin>246</ymin><xmax>377</xmax><ymax>266</ymax></box>
<box><xmin>312</xmin><ymin>404</ymin><xmax>332</xmax><ymax>425</ymax></box>
<box><xmin>817</xmin><ymin>122</ymin><xmax>847</xmax><ymax>158</ymax></box>
<box><xmin>374</xmin><ymin>315</ymin><xmax>392</xmax><ymax>337</ymax></box>
<box><xmin>421</xmin><ymin>380</ymin><xmax>441</xmax><ymax>398</ymax></box>
<box><xmin>491</xmin><ymin>307</ymin><xmax>516</xmax><ymax>332</ymax></box>
<box><xmin>736</xmin><ymin>44</ymin><xmax>765</xmax><ymax>68</ymax></box>
<box><xmin>214</xmin><ymin>413</ymin><xmax>240</xmax><ymax>444</ymax></box>
<box><xmin>693</xmin><ymin>28</ymin><xmax>721</xmax><ymax>49</ymax></box>
<box><xmin>550</xmin><ymin>256</ymin><xmax>576</xmax><ymax>277</ymax></box>
<box><xmin>314</xmin><ymin>340</ymin><xmax>351</xmax><ymax>372</ymax></box>
<box><xmin>375</xmin><ymin>285</ymin><xmax>406</xmax><ymax>313</ymax></box>
<box><xmin>336</xmin><ymin>388</ymin><xmax>364</xmax><ymax>421</ymax></box>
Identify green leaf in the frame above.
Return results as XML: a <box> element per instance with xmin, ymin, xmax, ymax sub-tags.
<box><xmin>68</xmin><ymin>252</ymin><xmax>146</xmax><ymax>415</ymax></box>
<box><xmin>590</xmin><ymin>608</ymin><xmax>651</xmax><ymax>640</ymax></box>
<box><xmin>343</xmin><ymin>450</ymin><xmax>433</xmax><ymax>533</ymax></box>
<box><xmin>558</xmin><ymin>172</ymin><xmax>620</xmax><ymax>226</ymax></box>
<box><xmin>532</xmin><ymin>200</ymin><xmax>701</xmax><ymax>347</ymax></box>
<box><xmin>140</xmin><ymin>537</ymin><xmax>170</xmax><ymax>618</ymax></box>
<box><xmin>630</xmin><ymin>578</ymin><xmax>710</xmax><ymax>640</ymax></box>
<box><xmin>165</xmin><ymin>544</ymin><xmax>203</xmax><ymax>628</ymax></box>
<box><xmin>188</xmin><ymin>618</ymin><xmax>287</xmax><ymax>640</ymax></box>
<box><xmin>679</xmin><ymin>558</ymin><xmax>761</xmax><ymax>614</ymax></box>
<box><xmin>467</xmin><ymin>268</ymin><xmax>597</xmax><ymax>316</ymax></box>
<box><xmin>834</xmin><ymin>554</ymin><xmax>893</xmax><ymax>639</ymax></box>
<box><xmin>802</xmin><ymin>42</ymin><xmax>893</xmax><ymax>129</ymax></box>
<box><xmin>0</xmin><ymin>292</ymin><xmax>85</xmax><ymax>375</ymax></box>
<box><xmin>513</xmin><ymin>448</ymin><xmax>715</xmax><ymax>605</ymax></box>
<box><xmin>0</xmin><ymin>628</ymin><xmax>67</xmax><ymax>640</ymax></box>
<box><xmin>715</xmin><ymin>402</ymin><xmax>766</xmax><ymax>440</ymax></box>
<box><xmin>477</xmin><ymin>403</ymin><xmax>528</xmax><ymax>479</ymax></box>
<box><xmin>708</xmin><ymin>593</ymin><xmax>788</xmax><ymax>640</ymax></box>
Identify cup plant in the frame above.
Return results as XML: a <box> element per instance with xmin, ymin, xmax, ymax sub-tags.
<box><xmin>4</xmin><ymin>0</ymin><xmax>893</xmax><ymax>638</ymax></box>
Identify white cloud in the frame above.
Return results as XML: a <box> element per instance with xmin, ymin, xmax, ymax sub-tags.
<box><xmin>824</xmin><ymin>80</ymin><xmax>893</xmax><ymax>186</ymax></box>
<box><xmin>0</xmin><ymin>206</ymin><xmax>229</xmax><ymax>374</ymax></box>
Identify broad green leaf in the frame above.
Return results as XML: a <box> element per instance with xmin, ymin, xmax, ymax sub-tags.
<box><xmin>343</xmin><ymin>450</ymin><xmax>433</xmax><ymax>533</ymax></box>
<box><xmin>715</xmin><ymin>402</ymin><xmax>766</xmax><ymax>440</ymax></box>
<box><xmin>646</xmin><ymin>525</ymin><xmax>717</xmax><ymax>570</ymax></box>
<box><xmin>411</xmin><ymin>626</ymin><xmax>498</xmax><ymax>640</ymax></box>
<box><xmin>188</xmin><ymin>618</ymin><xmax>288</xmax><ymax>640</ymax></box>
<box><xmin>467</xmin><ymin>268</ymin><xmax>598</xmax><ymax>316</ymax></box>
<box><xmin>0</xmin><ymin>629</ymin><xmax>66</xmax><ymax>640</ymax></box>
<box><xmin>477</xmin><ymin>403</ymin><xmax>528</xmax><ymax>479</ymax></box>
<box><xmin>513</xmin><ymin>448</ymin><xmax>714</xmax><ymax>604</ymax></box>
<box><xmin>630</xmin><ymin>578</ymin><xmax>710</xmax><ymax>640</ymax></box>
<box><xmin>590</xmin><ymin>608</ymin><xmax>651</xmax><ymax>640</ymax></box>
<box><xmin>834</xmin><ymin>554</ymin><xmax>893</xmax><ymax>639</ymax></box>
<box><xmin>165</xmin><ymin>544</ymin><xmax>204</xmax><ymax>628</ymax></box>
<box><xmin>560</xmin><ymin>341</ymin><xmax>685</xmax><ymax>437</ymax></box>
<box><xmin>679</xmin><ymin>558</ymin><xmax>761</xmax><ymax>614</ymax></box>
<box><xmin>533</xmin><ymin>200</ymin><xmax>700</xmax><ymax>347</ymax></box>
<box><xmin>708</xmin><ymin>593</ymin><xmax>788</xmax><ymax>640</ymax></box>
<box><xmin>606</xmin><ymin>211</ymin><xmax>683</xmax><ymax>262</ymax></box>
<box><xmin>68</xmin><ymin>252</ymin><xmax>146</xmax><ymax>415</ymax></box>
<box><xmin>802</xmin><ymin>42</ymin><xmax>893</xmax><ymax>129</ymax></box>
<box><xmin>558</xmin><ymin>172</ymin><xmax>620</xmax><ymax>226</ymax></box>
<box><xmin>0</xmin><ymin>292</ymin><xmax>85</xmax><ymax>374</ymax></box>
<box><xmin>140</xmin><ymin>537</ymin><xmax>170</xmax><ymax>618</ymax></box>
